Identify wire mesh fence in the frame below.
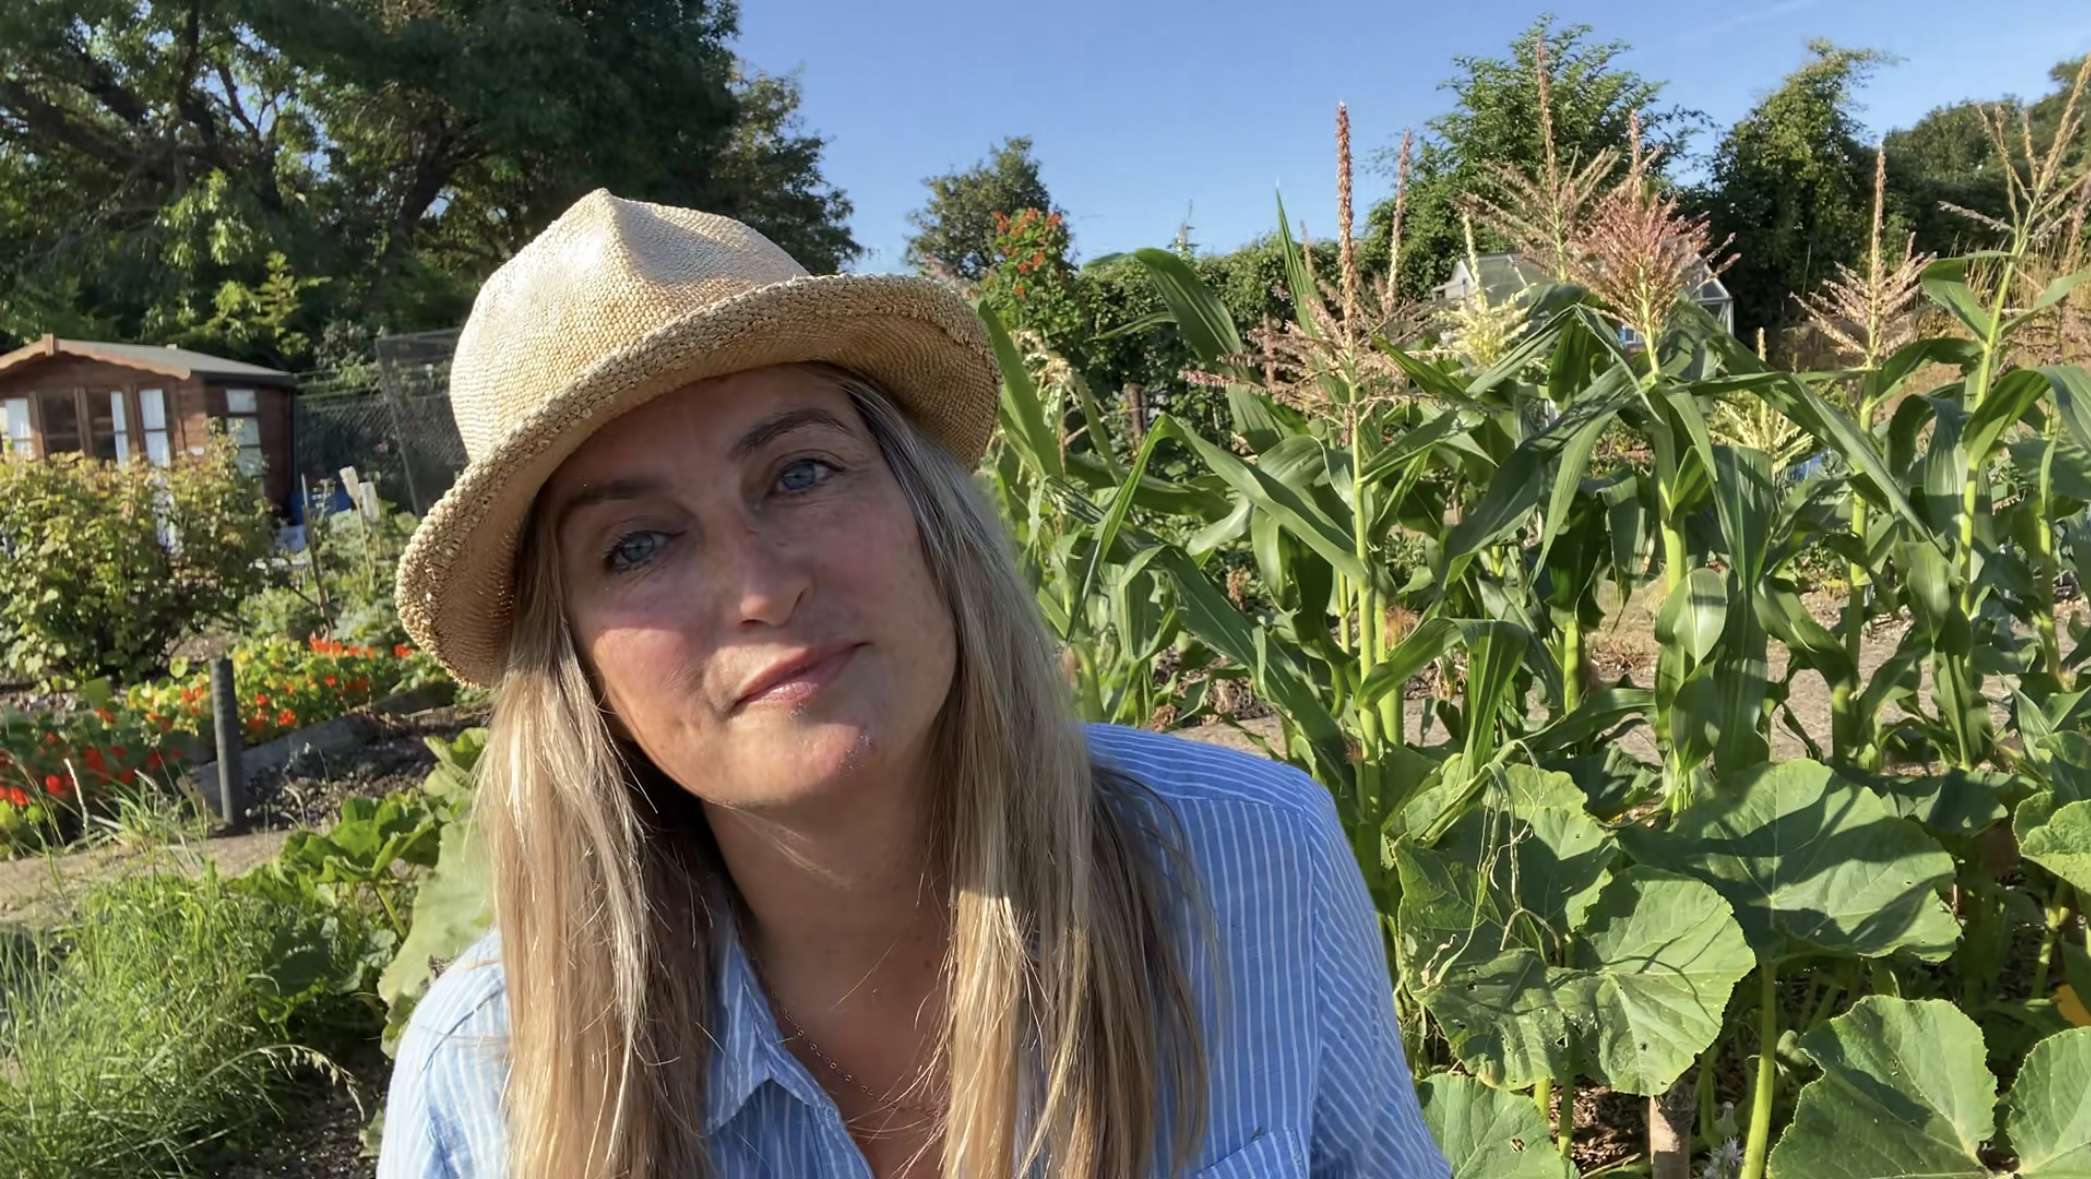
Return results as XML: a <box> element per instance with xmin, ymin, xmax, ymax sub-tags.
<box><xmin>290</xmin><ymin>329</ymin><xmax>464</xmax><ymax>519</ymax></box>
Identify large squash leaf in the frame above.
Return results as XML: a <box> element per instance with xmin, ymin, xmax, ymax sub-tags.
<box><xmin>1768</xmin><ymin>998</ymin><xmax>1993</xmax><ymax>1179</ymax></box>
<box><xmin>1621</xmin><ymin>759</ymin><xmax>1959</xmax><ymax>964</ymax></box>
<box><xmin>1418</xmin><ymin>1073</ymin><xmax>1580</xmax><ymax>1179</ymax></box>
<box><xmin>1553</xmin><ymin>868</ymin><xmax>1753</xmax><ymax>1096</ymax></box>
<box><xmin>1768</xmin><ymin>1000</ymin><xmax>2091</xmax><ymax>1178</ymax></box>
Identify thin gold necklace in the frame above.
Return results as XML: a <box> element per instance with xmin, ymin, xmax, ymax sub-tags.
<box><xmin>747</xmin><ymin>953</ymin><xmax>943</xmax><ymax>1120</ymax></box>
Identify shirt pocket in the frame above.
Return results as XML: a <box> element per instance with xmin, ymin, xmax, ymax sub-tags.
<box><xmin>1191</xmin><ymin>1129</ymin><xmax>1309</xmax><ymax>1177</ymax></box>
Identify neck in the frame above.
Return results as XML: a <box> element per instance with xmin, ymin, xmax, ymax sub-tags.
<box><xmin>703</xmin><ymin>763</ymin><xmax>947</xmax><ymax>1003</ymax></box>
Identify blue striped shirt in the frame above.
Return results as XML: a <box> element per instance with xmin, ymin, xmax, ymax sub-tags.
<box><xmin>377</xmin><ymin>723</ymin><xmax>1449</xmax><ymax>1177</ymax></box>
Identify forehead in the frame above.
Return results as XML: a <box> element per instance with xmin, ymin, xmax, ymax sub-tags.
<box><xmin>550</xmin><ymin>365</ymin><xmax>860</xmax><ymax>488</ymax></box>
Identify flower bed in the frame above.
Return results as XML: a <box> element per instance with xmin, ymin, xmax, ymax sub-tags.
<box><xmin>0</xmin><ymin>636</ymin><xmax>448</xmax><ymax>854</ymax></box>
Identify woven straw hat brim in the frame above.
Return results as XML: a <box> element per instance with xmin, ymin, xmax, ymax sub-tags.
<box><xmin>393</xmin><ymin>271</ymin><xmax>998</xmax><ymax>689</ymax></box>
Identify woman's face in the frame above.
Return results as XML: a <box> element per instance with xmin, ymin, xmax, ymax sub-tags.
<box><xmin>541</xmin><ymin>366</ymin><xmax>958</xmax><ymax>811</ymax></box>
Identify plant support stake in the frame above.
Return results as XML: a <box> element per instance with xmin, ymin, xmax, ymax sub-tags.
<box><xmin>209</xmin><ymin>655</ymin><xmax>246</xmax><ymax>833</ymax></box>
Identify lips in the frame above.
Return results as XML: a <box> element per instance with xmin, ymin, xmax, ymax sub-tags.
<box><xmin>731</xmin><ymin>643</ymin><xmax>862</xmax><ymax>709</ymax></box>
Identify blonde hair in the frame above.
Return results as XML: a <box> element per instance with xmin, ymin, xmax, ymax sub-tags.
<box><xmin>476</xmin><ymin>363</ymin><xmax>1209</xmax><ymax>1178</ymax></box>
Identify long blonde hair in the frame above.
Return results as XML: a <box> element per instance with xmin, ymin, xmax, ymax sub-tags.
<box><xmin>477</xmin><ymin>364</ymin><xmax>1208</xmax><ymax>1178</ymax></box>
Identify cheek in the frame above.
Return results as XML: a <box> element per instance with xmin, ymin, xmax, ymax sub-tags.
<box><xmin>577</xmin><ymin>614</ymin><xmax>704</xmax><ymax>741</ymax></box>
<box><xmin>817</xmin><ymin>490</ymin><xmax>956</xmax><ymax>677</ymax></box>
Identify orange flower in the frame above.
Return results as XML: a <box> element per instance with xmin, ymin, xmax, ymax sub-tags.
<box><xmin>394</xmin><ymin>644</ymin><xmax>413</xmax><ymax>659</ymax></box>
<box><xmin>94</xmin><ymin>707</ymin><xmax>116</xmax><ymax>725</ymax></box>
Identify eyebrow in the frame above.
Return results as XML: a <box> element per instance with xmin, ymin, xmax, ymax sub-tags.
<box><xmin>553</xmin><ymin>475</ymin><xmax>665</xmax><ymax>537</ymax></box>
<box><xmin>727</xmin><ymin>406</ymin><xmax>854</xmax><ymax>462</ymax></box>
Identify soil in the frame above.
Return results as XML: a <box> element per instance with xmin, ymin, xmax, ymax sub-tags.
<box><xmin>208</xmin><ymin>1040</ymin><xmax>389</xmax><ymax>1179</ymax></box>
<box><xmin>236</xmin><ymin>700</ymin><xmax>491</xmax><ymax>831</ymax></box>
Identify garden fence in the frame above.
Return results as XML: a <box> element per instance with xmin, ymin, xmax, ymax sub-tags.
<box><xmin>290</xmin><ymin>329</ymin><xmax>464</xmax><ymax>519</ymax></box>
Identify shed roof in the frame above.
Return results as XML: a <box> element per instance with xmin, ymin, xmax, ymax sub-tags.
<box><xmin>0</xmin><ymin>334</ymin><xmax>295</xmax><ymax>383</ymax></box>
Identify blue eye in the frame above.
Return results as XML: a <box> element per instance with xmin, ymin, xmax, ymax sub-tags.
<box><xmin>776</xmin><ymin>458</ymin><xmax>839</xmax><ymax>494</ymax></box>
<box><xmin>604</xmin><ymin>530</ymin><xmax>666</xmax><ymax>573</ymax></box>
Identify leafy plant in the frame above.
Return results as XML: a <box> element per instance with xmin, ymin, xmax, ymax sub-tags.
<box><xmin>984</xmin><ymin>62</ymin><xmax>2091</xmax><ymax>1179</ymax></box>
<box><xmin>0</xmin><ymin>869</ymin><xmax>384</xmax><ymax>1177</ymax></box>
<box><xmin>0</xmin><ymin>426</ymin><xmax>275</xmax><ymax>688</ymax></box>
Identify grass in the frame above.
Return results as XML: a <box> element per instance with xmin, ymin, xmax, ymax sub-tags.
<box><xmin>0</xmin><ymin>868</ymin><xmax>383</xmax><ymax>1177</ymax></box>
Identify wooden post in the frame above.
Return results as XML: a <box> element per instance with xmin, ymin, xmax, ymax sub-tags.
<box><xmin>300</xmin><ymin>474</ymin><xmax>337</xmax><ymax>635</ymax></box>
<box><xmin>209</xmin><ymin>655</ymin><xmax>246</xmax><ymax>832</ymax></box>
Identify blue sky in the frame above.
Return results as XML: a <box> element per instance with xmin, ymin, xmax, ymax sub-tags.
<box><xmin>736</xmin><ymin>0</ymin><xmax>2086</xmax><ymax>274</ymax></box>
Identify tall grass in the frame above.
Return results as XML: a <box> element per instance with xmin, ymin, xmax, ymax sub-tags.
<box><xmin>0</xmin><ymin>870</ymin><xmax>380</xmax><ymax>1177</ymax></box>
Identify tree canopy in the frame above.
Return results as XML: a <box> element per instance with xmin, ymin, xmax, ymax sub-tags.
<box><xmin>1364</xmin><ymin>15</ymin><xmax>1706</xmax><ymax>297</ymax></box>
<box><xmin>904</xmin><ymin>136</ymin><xmax>1059</xmax><ymax>282</ymax></box>
<box><xmin>0</xmin><ymin>0</ymin><xmax>858</xmax><ymax>369</ymax></box>
<box><xmin>1700</xmin><ymin>42</ymin><xmax>1888</xmax><ymax>340</ymax></box>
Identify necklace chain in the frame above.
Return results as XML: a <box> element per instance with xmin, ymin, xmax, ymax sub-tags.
<box><xmin>747</xmin><ymin>952</ymin><xmax>942</xmax><ymax>1122</ymax></box>
<box><xmin>768</xmin><ymin>1001</ymin><xmax>941</xmax><ymax>1117</ymax></box>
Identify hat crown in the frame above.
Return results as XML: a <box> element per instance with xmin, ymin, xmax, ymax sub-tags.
<box><xmin>448</xmin><ymin>189</ymin><xmax>810</xmax><ymax>461</ymax></box>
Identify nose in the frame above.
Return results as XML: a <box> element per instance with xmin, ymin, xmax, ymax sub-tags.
<box><xmin>719</xmin><ymin>522</ymin><xmax>810</xmax><ymax>629</ymax></box>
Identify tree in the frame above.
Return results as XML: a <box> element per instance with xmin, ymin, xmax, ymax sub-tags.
<box><xmin>1701</xmin><ymin>42</ymin><xmax>1889</xmax><ymax>340</ymax></box>
<box><xmin>904</xmin><ymin>136</ymin><xmax>1060</xmax><ymax>282</ymax></box>
<box><xmin>0</xmin><ymin>0</ymin><xmax>859</xmax><ymax>368</ymax></box>
<box><xmin>1884</xmin><ymin>54</ymin><xmax>2090</xmax><ymax>258</ymax></box>
<box><xmin>1363</xmin><ymin>15</ymin><xmax>1705</xmax><ymax>298</ymax></box>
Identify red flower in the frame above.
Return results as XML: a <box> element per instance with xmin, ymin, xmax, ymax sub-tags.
<box><xmin>254</xmin><ymin>692</ymin><xmax>270</xmax><ymax>708</ymax></box>
<box><xmin>323</xmin><ymin>675</ymin><xmax>338</xmax><ymax>688</ymax></box>
<box><xmin>110</xmin><ymin>745</ymin><xmax>126</xmax><ymax>759</ymax></box>
<box><xmin>116</xmin><ymin>768</ymin><xmax>135</xmax><ymax>786</ymax></box>
<box><xmin>276</xmin><ymin>708</ymin><xmax>296</xmax><ymax>728</ymax></box>
<box><xmin>146</xmin><ymin>751</ymin><xmax>163</xmax><ymax>769</ymax></box>
<box><xmin>81</xmin><ymin>747</ymin><xmax>104</xmax><ymax>773</ymax></box>
<box><xmin>394</xmin><ymin>644</ymin><xmax>413</xmax><ymax>659</ymax></box>
<box><xmin>41</xmin><ymin>731</ymin><xmax>59</xmax><ymax>747</ymax></box>
<box><xmin>94</xmin><ymin>707</ymin><xmax>116</xmax><ymax>725</ymax></box>
<box><xmin>7</xmin><ymin>787</ymin><xmax>26</xmax><ymax>807</ymax></box>
<box><xmin>42</xmin><ymin>774</ymin><xmax>61</xmax><ymax>792</ymax></box>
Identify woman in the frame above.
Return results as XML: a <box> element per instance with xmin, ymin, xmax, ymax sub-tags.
<box><xmin>379</xmin><ymin>190</ymin><xmax>1447</xmax><ymax>1179</ymax></box>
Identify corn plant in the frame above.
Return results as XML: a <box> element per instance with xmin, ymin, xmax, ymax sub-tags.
<box><xmin>991</xmin><ymin>71</ymin><xmax>2091</xmax><ymax>1179</ymax></box>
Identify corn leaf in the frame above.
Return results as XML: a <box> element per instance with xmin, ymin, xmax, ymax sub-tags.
<box><xmin>1128</xmin><ymin>247</ymin><xmax>1245</xmax><ymax>367</ymax></box>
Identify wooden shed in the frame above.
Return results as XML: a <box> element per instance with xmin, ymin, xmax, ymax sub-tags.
<box><xmin>0</xmin><ymin>334</ymin><xmax>298</xmax><ymax>512</ymax></box>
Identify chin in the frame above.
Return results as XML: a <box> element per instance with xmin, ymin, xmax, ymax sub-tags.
<box><xmin>729</xmin><ymin>715</ymin><xmax>891</xmax><ymax>802</ymax></box>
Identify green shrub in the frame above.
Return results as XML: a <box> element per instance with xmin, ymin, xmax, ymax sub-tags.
<box><xmin>0</xmin><ymin>869</ymin><xmax>383</xmax><ymax>1177</ymax></box>
<box><xmin>240</xmin><ymin>490</ymin><xmax>421</xmax><ymax>649</ymax></box>
<box><xmin>0</xmin><ymin>426</ymin><xmax>276</xmax><ymax>687</ymax></box>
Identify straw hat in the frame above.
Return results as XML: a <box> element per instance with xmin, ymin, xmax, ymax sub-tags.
<box><xmin>392</xmin><ymin>189</ymin><xmax>1000</xmax><ymax>689</ymax></box>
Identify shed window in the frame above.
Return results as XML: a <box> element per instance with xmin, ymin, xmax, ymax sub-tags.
<box><xmin>138</xmin><ymin>389</ymin><xmax>171</xmax><ymax>467</ymax></box>
<box><xmin>222</xmin><ymin>388</ymin><xmax>264</xmax><ymax>477</ymax></box>
<box><xmin>2</xmin><ymin>399</ymin><xmax>28</xmax><ymax>456</ymax></box>
<box><xmin>38</xmin><ymin>392</ymin><xmax>79</xmax><ymax>455</ymax></box>
<box><xmin>91</xmin><ymin>390</ymin><xmax>131</xmax><ymax>464</ymax></box>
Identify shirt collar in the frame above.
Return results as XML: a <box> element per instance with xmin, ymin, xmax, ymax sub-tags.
<box><xmin>703</xmin><ymin>912</ymin><xmax>824</xmax><ymax>1134</ymax></box>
